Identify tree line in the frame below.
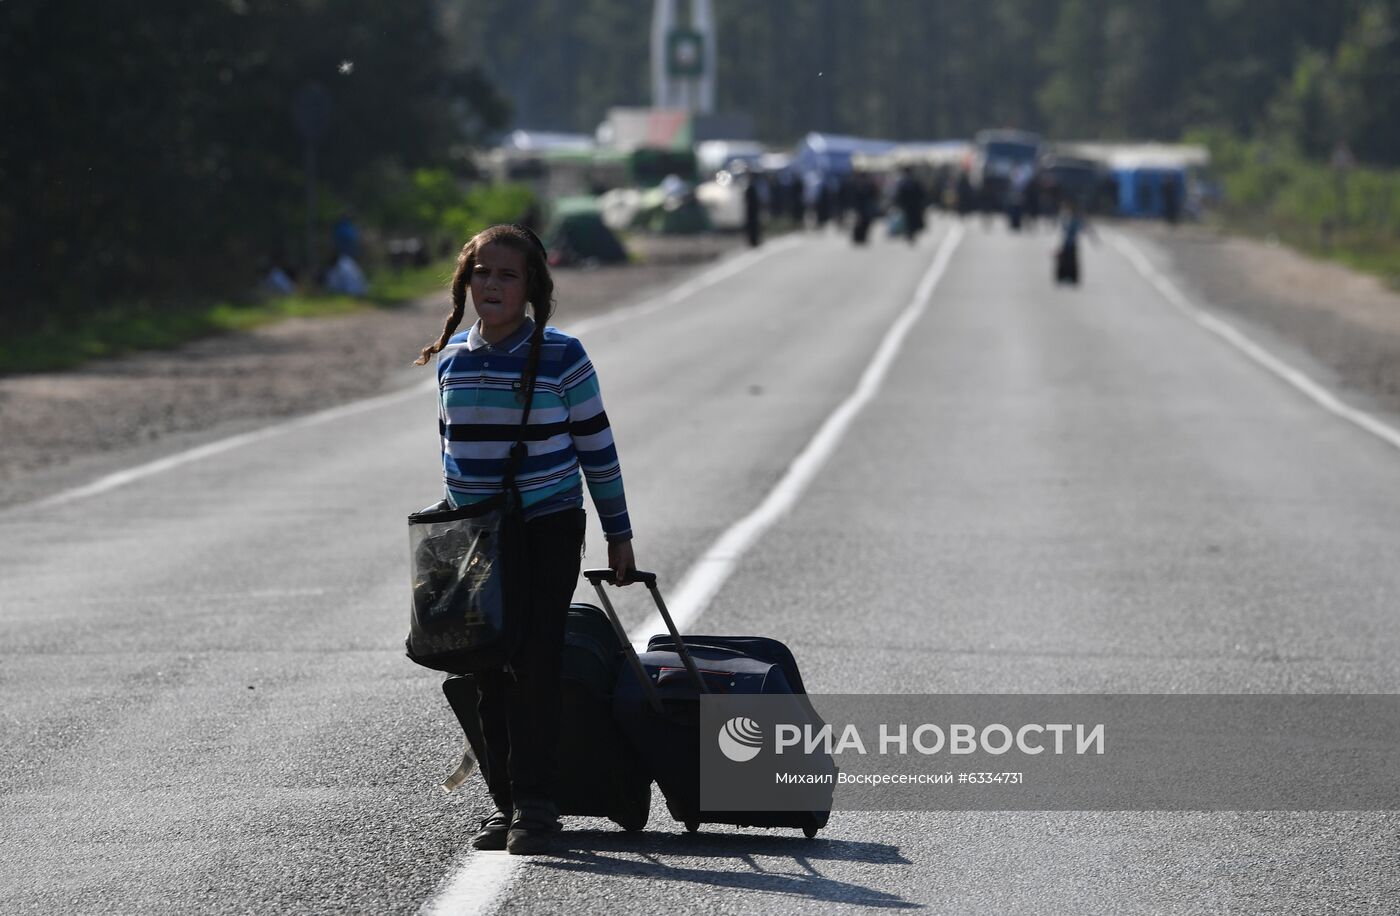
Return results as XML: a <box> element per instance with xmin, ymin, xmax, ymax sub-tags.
<box><xmin>1</xmin><ymin>0</ymin><xmax>506</xmax><ymax>336</ymax></box>
<box><xmin>5</xmin><ymin>1</ymin><xmax>1397</xmax><ymax>338</ymax></box>
<box><xmin>464</xmin><ymin>0</ymin><xmax>1399</xmax><ymax>165</ymax></box>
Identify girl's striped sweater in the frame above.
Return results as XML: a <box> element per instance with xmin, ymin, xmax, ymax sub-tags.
<box><xmin>437</xmin><ymin>317</ymin><xmax>632</xmax><ymax>542</ymax></box>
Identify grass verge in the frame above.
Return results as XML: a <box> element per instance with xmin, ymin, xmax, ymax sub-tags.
<box><xmin>1193</xmin><ymin>129</ymin><xmax>1400</xmax><ymax>290</ymax></box>
<box><xmin>1208</xmin><ymin>210</ymin><xmax>1400</xmax><ymax>291</ymax></box>
<box><xmin>0</xmin><ymin>259</ymin><xmax>457</xmax><ymax>375</ymax></box>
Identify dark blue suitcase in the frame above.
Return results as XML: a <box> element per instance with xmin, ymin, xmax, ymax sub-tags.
<box><xmin>584</xmin><ymin>571</ymin><xmax>832</xmax><ymax>838</ymax></box>
<box><xmin>645</xmin><ymin>634</ymin><xmax>808</xmax><ymax>693</ymax></box>
<box><xmin>441</xmin><ymin>602</ymin><xmax>651</xmax><ymax>831</ymax></box>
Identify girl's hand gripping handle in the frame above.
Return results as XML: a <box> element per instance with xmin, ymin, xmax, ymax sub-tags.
<box><xmin>605</xmin><ymin>540</ymin><xmax>637</xmax><ymax>586</ymax></box>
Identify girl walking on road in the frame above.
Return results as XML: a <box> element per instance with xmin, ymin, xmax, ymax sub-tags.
<box><xmin>415</xmin><ymin>223</ymin><xmax>637</xmax><ymax>855</ymax></box>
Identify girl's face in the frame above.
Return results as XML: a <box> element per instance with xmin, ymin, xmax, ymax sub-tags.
<box><xmin>469</xmin><ymin>243</ymin><xmax>529</xmax><ymax>340</ymax></box>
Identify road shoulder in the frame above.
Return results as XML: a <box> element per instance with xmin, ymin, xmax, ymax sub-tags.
<box><xmin>1127</xmin><ymin>222</ymin><xmax>1400</xmax><ymax>422</ymax></box>
<box><xmin>0</xmin><ymin>235</ymin><xmax>741</xmax><ymax>509</ymax></box>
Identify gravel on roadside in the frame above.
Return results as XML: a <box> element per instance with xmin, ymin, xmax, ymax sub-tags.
<box><xmin>4</xmin><ymin>224</ymin><xmax>1399</xmax><ymax>510</ymax></box>
<box><xmin>0</xmin><ymin>234</ymin><xmax>741</xmax><ymax>509</ymax></box>
<box><xmin>1133</xmin><ymin>222</ymin><xmax>1400</xmax><ymax>419</ymax></box>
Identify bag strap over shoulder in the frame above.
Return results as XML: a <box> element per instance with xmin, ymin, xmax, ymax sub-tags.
<box><xmin>501</xmin><ymin>331</ymin><xmax>541</xmax><ymax>491</ymax></box>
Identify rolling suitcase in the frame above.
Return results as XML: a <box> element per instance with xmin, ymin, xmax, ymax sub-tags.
<box><xmin>1055</xmin><ymin>242</ymin><xmax>1079</xmax><ymax>284</ymax></box>
<box><xmin>584</xmin><ymin>569</ymin><xmax>832</xmax><ymax>838</ymax></box>
<box><xmin>441</xmin><ymin>602</ymin><xmax>651</xmax><ymax>832</ymax></box>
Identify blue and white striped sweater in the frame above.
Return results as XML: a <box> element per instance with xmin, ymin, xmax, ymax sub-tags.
<box><xmin>437</xmin><ymin>318</ymin><xmax>632</xmax><ymax>542</ymax></box>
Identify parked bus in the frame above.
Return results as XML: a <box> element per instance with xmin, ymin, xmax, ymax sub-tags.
<box><xmin>971</xmin><ymin>129</ymin><xmax>1042</xmax><ymax>211</ymax></box>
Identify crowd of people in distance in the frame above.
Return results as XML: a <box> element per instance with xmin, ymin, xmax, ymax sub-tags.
<box><xmin>736</xmin><ymin>162</ymin><xmax>1102</xmax><ymax>286</ymax></box>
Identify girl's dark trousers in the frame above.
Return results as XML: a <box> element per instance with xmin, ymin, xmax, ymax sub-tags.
<box><xmin>474</xmin><ymin>508</ymin><xmax>585</xmax><ymax>817</ymax></box>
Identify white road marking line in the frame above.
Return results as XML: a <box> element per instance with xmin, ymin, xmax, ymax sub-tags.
<box><xmin>1107</xmin><ymin>229</ymin><xmax>1400</xmax><ymax>454</ymax></box>
<box><xmin>28</xmin><ymin>385</ymin><xmax>432</xmax><ymax>511</ymax></box>
<box><xmin>415</xmin><ymin>224</ymin><xmax>965</xmax><ymax>916</ymax></box>
<box><xmin>630</xmin><ymin>224</ymin><xmax>965</xmax><ymax>650</ymax></box>
<box><xmin>417</xmin><ymin>851</ymin><xmax>517</xmax><ymax>916</ymax></box>
<box><xmin>13</xmin><ymin>237</ymin><xmax>805</xmax><ymax>514</ymax></box>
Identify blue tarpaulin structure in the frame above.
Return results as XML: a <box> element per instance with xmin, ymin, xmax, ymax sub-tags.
<box><xmin>793</xmin><ymin>133</ymin><xmax>897</xmax><ymax>176</ymax></box>
<box><xmin>1113</xmin><ymin>166</ymin><xmax>1187</xmax><ymax>218</ymax></box>
<box><xmin>1052</xmin><ymin>142</ymin><xmax>1209</xmax><ymax>219</ymax></box>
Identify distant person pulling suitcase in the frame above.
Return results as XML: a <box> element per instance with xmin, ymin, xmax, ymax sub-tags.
<box><xmin>1054</xmin><ymin>200</ymin><xmax>1092</xmax><ymax>285</ymax></box>
<box><xmin>414</xmin><ymin>223</ymin><xmax>640</xmax><ymax>856</ymax></box>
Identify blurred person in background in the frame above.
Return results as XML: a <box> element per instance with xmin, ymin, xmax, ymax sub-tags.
<box><xmin>743</xmin><ymin>170</ymin><xmax>764</xmax><ymax>247</ymax></box>
<box><xmin>1007</xmin><ymin>162</ymin><xmax>1033</xmax><ymax>231</ymax></box>
<box><xmin>1025</xmin><ymin>170</ymin><xmax>1044</xmax><ymax>226</ymax></box>
<box><xmin>1163</xmin><ymin>175</ymin><xmax>1182</xmax><ymax>226</ymax></box>
<box><xmin>332</xmin><ymin>213</ymin><xmax>360</xmax><ymax>259</ymax></box>
<box><xmin>892</xmin><ymin>166</ymin><xmax>927</xmax><ymax>245</ymax></box>
<box><xmin>814</xmin><ymin>174</ymin><xmax>832</xmax><ymax>229</ymax></box>
<box><xmin>789</xmin><ymin>173</ymin><xmax>808</xmax><ymax>228</ymax></box>
<box><xmin>1054</xmin><ymin>198</ymin><xmax>1094</xmax><ymax>285</ymax></box>
<box><xmin>850</xmin><ymin>170</ymin><xmax>878</xmax><ymax>245</ymax></box>
<box><xmin>955</xmin><ymin>170</ymin><xmax>976</xmax><ymax>218</ymax></box>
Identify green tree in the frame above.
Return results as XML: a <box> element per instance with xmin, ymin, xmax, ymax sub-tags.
<box><xmin>1333</xmin><ymin>1</ymin><xmax>1400</xmax><ymax>163</ymax></box>
<box><xmin>1038</xmin><ymin>0</ymin><xmax>1110</xmax><ymax>138</ymax></box>
<box><xmin>0</xmin><ymin>0</ymin><xmax>507</xmax><ymax>333</ymax></box>
<box><xmin>1267</xmin><ymin>49</ymin><xmax>1347</xmax><ymax>158</ymax></box>
<box><xmin>447</xmin><ymin>0</ymin><xmax>649</xmax><ymax>133</ymax></box>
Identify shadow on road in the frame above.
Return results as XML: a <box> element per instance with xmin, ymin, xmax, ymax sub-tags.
<box><xmin>537</xmin><ymin>830</ymin><xmax>918</xmax><ymax>909</ymax></box>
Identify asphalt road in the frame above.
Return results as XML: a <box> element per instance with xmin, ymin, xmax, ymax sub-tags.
<box><xmin>2</xmin><ymin>218</ymin><xmax>1398</xmax><ymax>915</ymax></box>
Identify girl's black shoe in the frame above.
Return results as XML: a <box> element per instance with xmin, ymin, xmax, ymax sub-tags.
<box><xmin>470</xmin><ymin>811</ymin><xmax>512</xmax><ymax>851</ymax></box>
<box><xmin>506</xmin><ymin>809</ymin><xmax>561</xmax><ymax>856</ymax></box>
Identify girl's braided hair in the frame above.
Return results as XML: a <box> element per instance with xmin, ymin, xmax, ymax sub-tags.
<box><xmin>415</xmin><ymin>224</ymin><xmax>554</xmax><ymax>400</ymax></box>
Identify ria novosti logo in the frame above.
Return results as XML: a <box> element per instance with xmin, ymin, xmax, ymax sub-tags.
<box><xmin>717</xmin><ymin>716</ymin><xmax>764</xmax><ymax>763</ymax></box>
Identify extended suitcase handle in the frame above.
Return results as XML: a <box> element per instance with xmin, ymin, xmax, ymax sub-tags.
<box><xmin>581</xmin><ymin>568</ymin><xmax>711</xmax><ymax>709</ymax></box>
<box><xmin>584</xmin><ymin>568</ymin><xmax>656</xmax><ymax>586</ymax></box>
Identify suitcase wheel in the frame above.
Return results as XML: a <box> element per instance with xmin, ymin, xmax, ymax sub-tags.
<box><xmin>614</xmin><ymin>816</ymin><xmax>647</xmax><ymax>833</ymax></box>
<box><xmin>684</xmin><ymin>821</ymin><xmax>699</xmax><ymax>834</ymax></box>
<box><xmin>803</xmin><ymin>824</ymin><xmax>819</xmax><ymax>839</ymax></box>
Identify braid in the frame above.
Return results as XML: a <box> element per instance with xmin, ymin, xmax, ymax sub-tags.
<box><xmin>518</xmin><ymin>235</ymin><xmax>554</xmax><ymax>401</ymax></box>
<box><xmin>414</xmin><ymin>243</ymin><xmax>474</xmax><ymax>366</ymax></box>
<box><xmin>518</xmin><ymin>286</ymin><xmax>553</xmax><ymax>403</ymax></box>
<box><xmin>517</xmin><ymin>319</ymin><xmax>543</xmax><ymax>401</ymax></box>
